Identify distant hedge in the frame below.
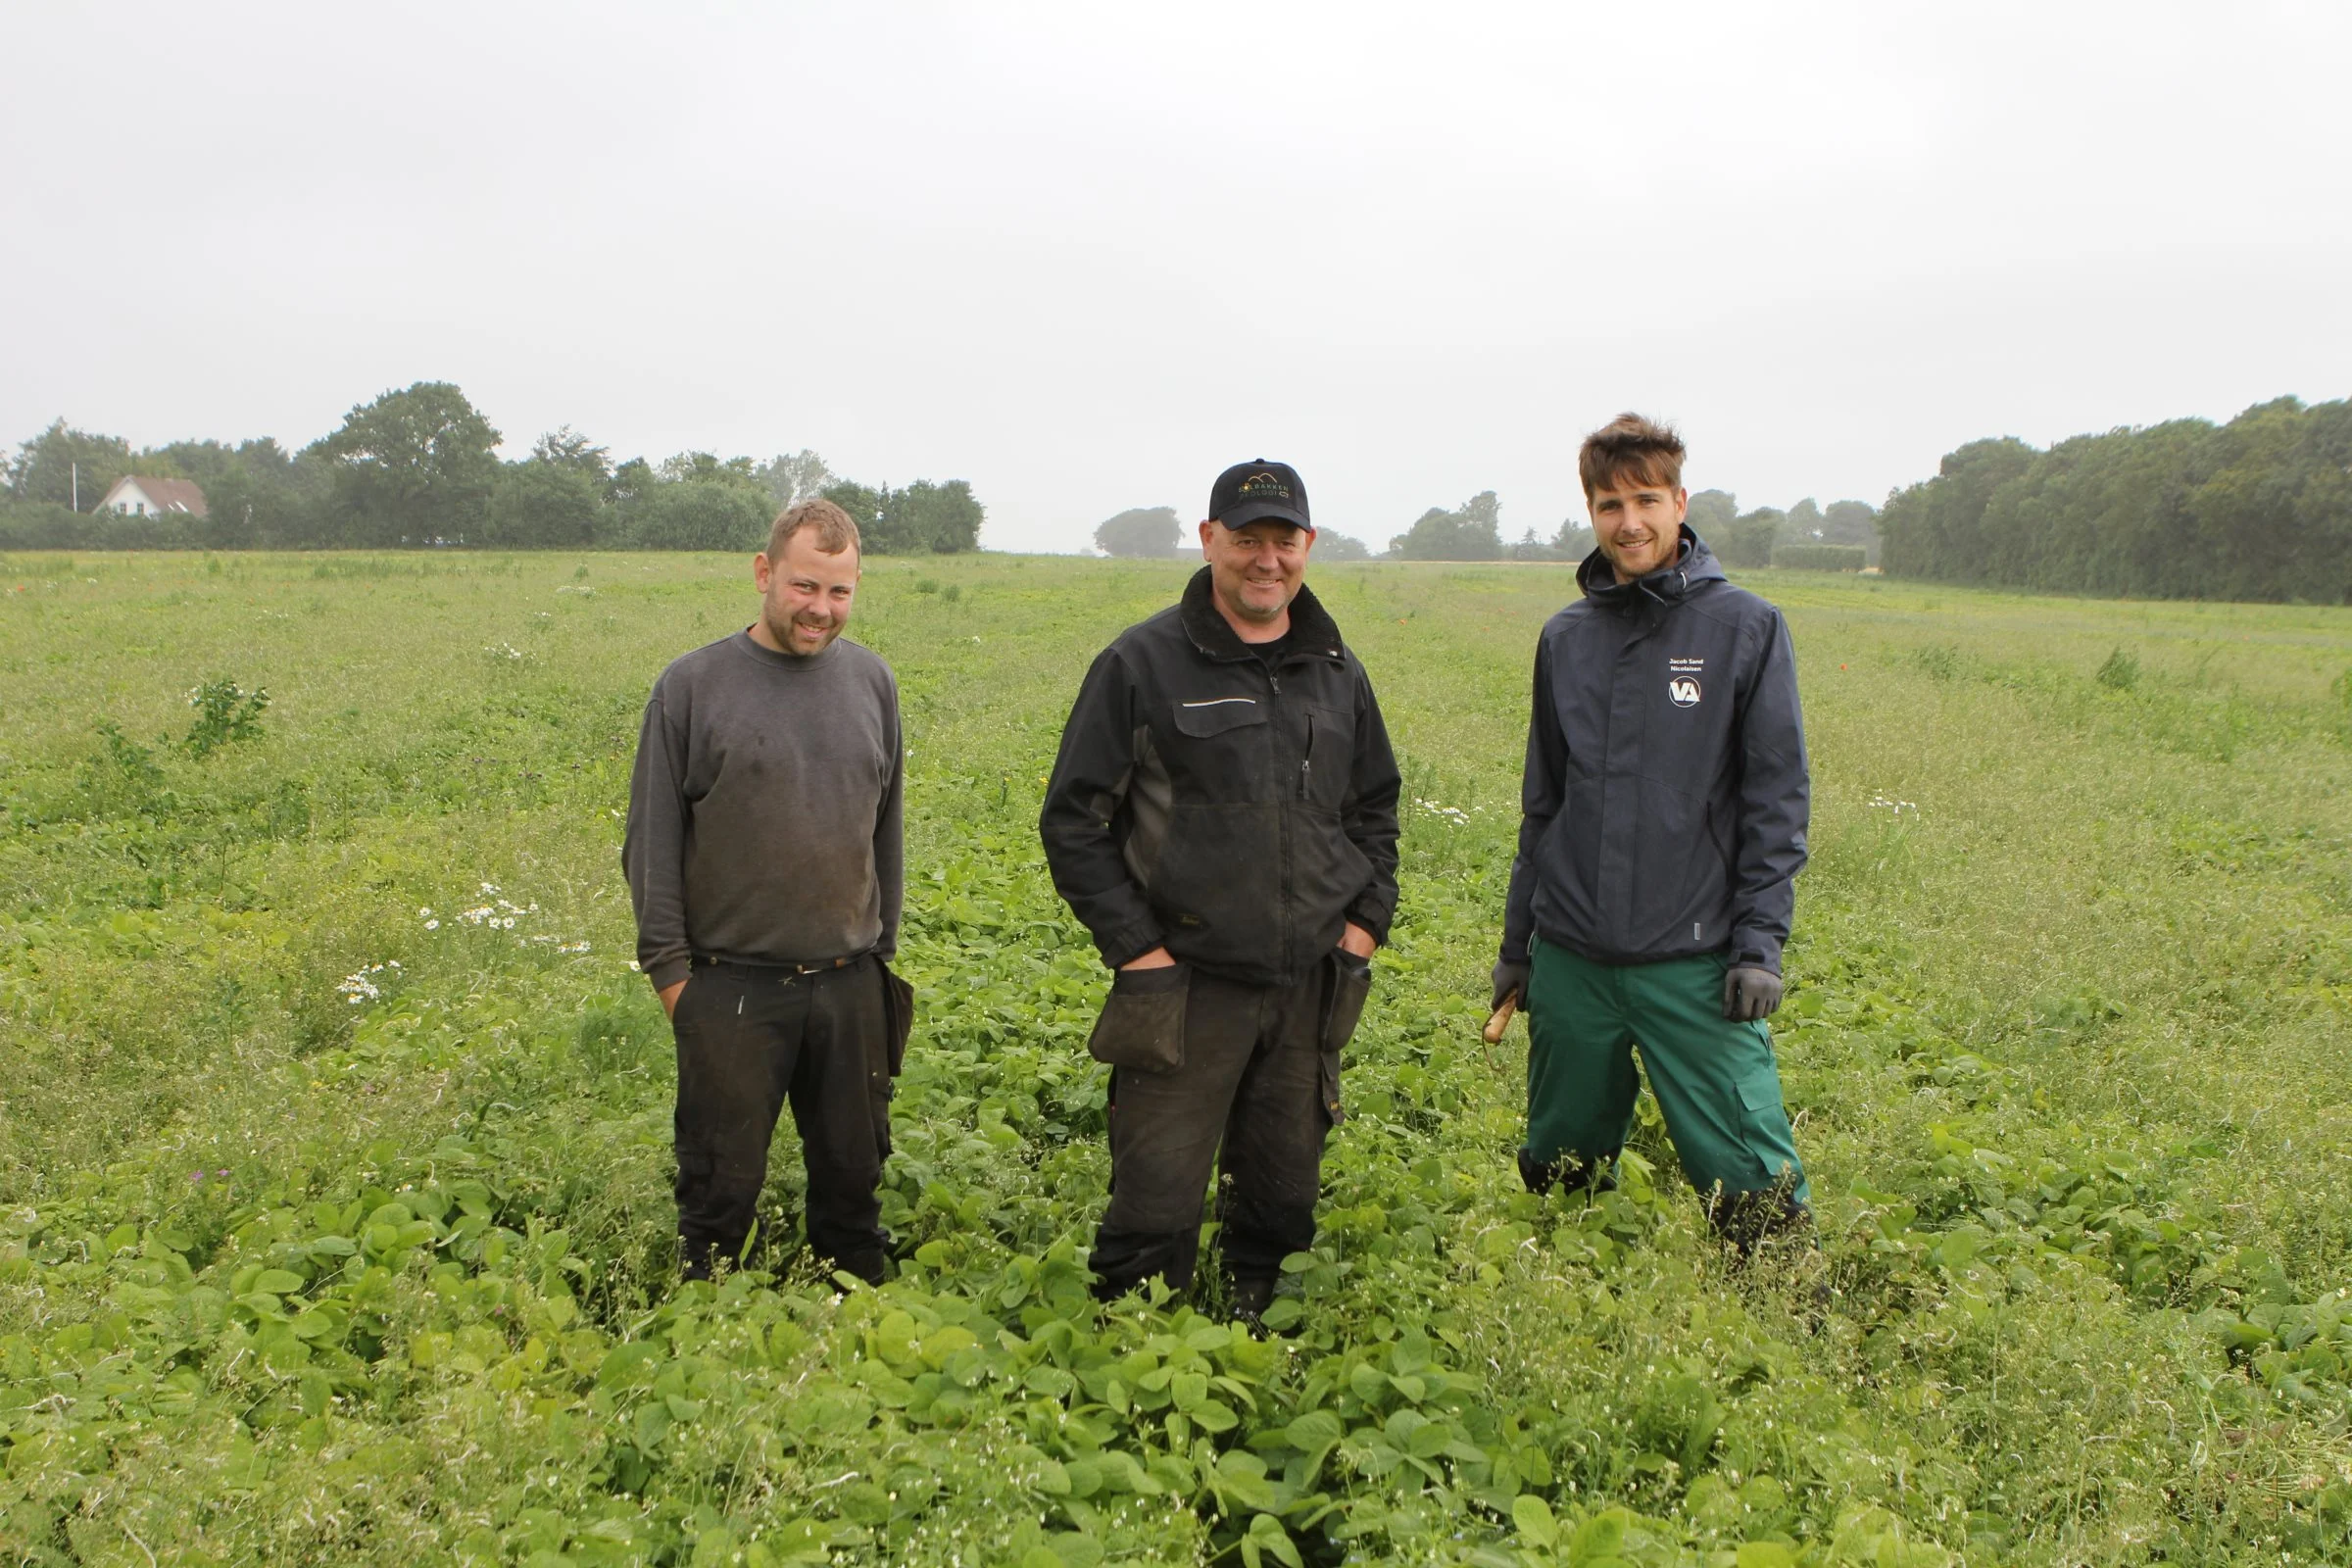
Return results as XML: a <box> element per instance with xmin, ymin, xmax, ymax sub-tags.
<box><xmin>0</xmin><ymin>503</ymin><xmax>187</xmax><ymax>552</ymax></box>
<box><xmin>1878</xmin><ymin>396</ymin><xmax>2352</xmax><ymax>602</ymax></box>
<box><xmin>1772</xmin><ymin>544</ymin><xmax>1867</xmax><ymax>571</ymax></box>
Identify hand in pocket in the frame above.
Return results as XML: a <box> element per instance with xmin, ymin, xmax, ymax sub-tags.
<box><xmin>1086</xmin><ymin>962</ymin><xmax>1190</xmax><ymax>1072</ymax></box>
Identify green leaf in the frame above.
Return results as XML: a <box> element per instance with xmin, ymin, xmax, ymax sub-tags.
<box><xmin>1512</xmin><ymin>1494</ymin><xmax>1559</xmax><ymax>1548</ymax></box>
<box><xmin>1282</xmin><ymin>1410</ymin><xmax>1345</xmax><ymax>1449</ymax></box>
<box><xmin>1258</xmin><ymin>1298</ymin><xmax>1304</xmax><ymax>1331</ymax></box>
<box><xmin>1250</xmin><ymin>1512</ymin><xmax>1303</xmax><ymax>1568</ymax></box>
<box><xmin>253</xmin><ymin>1268</ymin><xmax>306</xmax><ymax>1295</ymax></box>
<box><xmin>1736</xmin><ymin>1544</ymin><xmax>1796</xmax><ymax>1568</ymax></box>
<box><xmin>1567</xmin><ymin>1509</ymin><xmax>1628</xmax><ymax>1564</ymax></box>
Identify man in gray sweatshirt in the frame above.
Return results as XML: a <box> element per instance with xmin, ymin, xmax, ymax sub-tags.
<box><xmin>622</xmin><ymin>498</ymin><xmax>906</xmax><ymax>1284</ymax></box>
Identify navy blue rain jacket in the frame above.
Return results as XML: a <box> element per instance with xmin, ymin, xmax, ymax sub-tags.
<box><xmin>1501</xmin><ymin>527</ymin><xmax>1809</xmax><ymax>974</ymax></box>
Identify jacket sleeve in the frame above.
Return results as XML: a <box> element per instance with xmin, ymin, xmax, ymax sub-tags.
<box><xmin>1729</xmin><ymin>611</ymin><xmax>1810</xmax><ymax>973</ymax></box>
<box><xmin>1501</xmin><ymin>639</ymin><xmax>1564</xmax><ymax>965</ymax></box>
<box><xmin>1342</xmin><ymin>667</ymin><xmax>1402</xmax><ymax>943</ymax></box>
<box><xmin>621</xmin><ymin>676</ymin><xmax>694</xmax><ymax>992</ymax></box>
<box><xmin>1038</xmin><ymin>647</ymin><xmax>1166</xmax><ymax>967</ymax></box>
<box><xmin>873</xmin><ymin>674</ymin><xmax>906</xmax><ymax>961</ymax></box>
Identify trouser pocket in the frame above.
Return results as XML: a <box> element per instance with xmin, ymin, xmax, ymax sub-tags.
<box><xmin>1087</xmin><ymin>963</ymin><xmax>1191</xmax><ymax>1071</ymax></box>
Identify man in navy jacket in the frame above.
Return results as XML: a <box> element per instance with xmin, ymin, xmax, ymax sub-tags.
<box><xmin>1494</xmin><ymin>414</ymin><xmax>1812</xmax><ymax>1250</ymax></box>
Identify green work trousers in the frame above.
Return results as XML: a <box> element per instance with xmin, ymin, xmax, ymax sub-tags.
<box><xmin>1523</xmin><ymin>937</ymin><xmax>1808</xmax><ymax>1205</ymax></box>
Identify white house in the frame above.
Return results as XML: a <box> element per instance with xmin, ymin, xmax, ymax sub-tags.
<box><xmin>95</xmin><ymin>475</ymin><xmax>209</xmax><ymax>518</ymax></box>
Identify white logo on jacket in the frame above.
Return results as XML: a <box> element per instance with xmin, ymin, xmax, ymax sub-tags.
<box><xmin>1667</xmin><ymin>655</ymin><xmax>1704</xmax><ymax>708</ymax></box>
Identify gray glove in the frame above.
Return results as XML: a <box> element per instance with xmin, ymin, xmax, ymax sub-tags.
<box><xmin>1491</xmin><ymin>960</ymin><xmax>1530</xmax><ymax>1013</ymax></box>
<box><xmin>1723</xmin><ymin>966</ymin><xmax>1784</xmax><ymax>1021</ymax></box>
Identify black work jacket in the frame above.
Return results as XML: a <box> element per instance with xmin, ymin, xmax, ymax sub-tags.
<box><xmin>1040</xmin><ymin>568</ymin><xmax>1402</xmax><ymax>989</ymax></box>
<box><xmin>1502</xmin><ymin>529</ymin><xmax>1809</xmax><ymax>973</ymax></box>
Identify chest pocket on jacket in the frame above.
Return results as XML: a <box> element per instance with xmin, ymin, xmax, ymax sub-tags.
<box><xmin>1168</xmin><ymin>696</ymin><xmax>1270</xmax><ymax>795</ymax></box>
<box><xmin>1172</xmin><ymin>697</ymin><xmax>1267</xmax><ymax>738</ymax></box>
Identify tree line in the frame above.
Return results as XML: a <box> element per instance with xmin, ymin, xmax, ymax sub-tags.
<box><xmin>1878</xmin><ymin>396</ymin><xmax>2351</xmax><ymax>602</ymax></box>
<box><xmin>0</xmin><ymin>381</ymin><xmax>983</xmax><ymax>554</ymax></box>
<box><xmin>1095</xmin><ymin>490</ymin><xmax>1879</xmax><ymax>565</ymax></box>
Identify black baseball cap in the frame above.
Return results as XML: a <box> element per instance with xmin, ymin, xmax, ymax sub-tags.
<box><xmin>1208</xmin><ymin>459</ymin><xmax>1312</xmax><ymax>532</ymax></box>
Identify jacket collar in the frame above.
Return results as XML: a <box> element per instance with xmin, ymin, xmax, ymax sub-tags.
<box><xmin>1576</xmin><ymin>524</ymin><xmax>1726</xmax><ymax>609</ymax></box>
<box><xmin>1180</xmin><ymin>565</ymin><xmax>1345</xmax><ymax>662</ymax></box>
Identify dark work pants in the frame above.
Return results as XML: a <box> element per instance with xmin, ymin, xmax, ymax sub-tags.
<box><xmin>670</xmin><ymin>956</ymin><xmax>893</xmax><ymax>1281</ymax></box>
<box><xmin>1090</xmin><ymin>956</ymin><xmax>1362</xmax><ymax>1298</ymax></box>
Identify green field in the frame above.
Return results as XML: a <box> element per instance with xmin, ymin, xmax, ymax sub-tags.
<box><xmin>3</xmin><ymin>551</ymin><xmax>2350</xmax><ymax>1566</ymax></box>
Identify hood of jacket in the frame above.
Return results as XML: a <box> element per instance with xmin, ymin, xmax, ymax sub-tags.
<box><xmin>1575</xmin><ymin>525</ymin><xmax>1727</xmax><ymax>608</ymax></box>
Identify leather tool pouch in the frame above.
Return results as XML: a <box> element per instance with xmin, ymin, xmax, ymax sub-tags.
<box><xmin>1318</xmin><ymin>949</ymin><xmax>1374</xmax><ymax>1125</ymax></box>
<box><xmin>1086</xmin><ymin>963</ymin><xmax>1191</xmax><ymax>1072</ymax></box>
<box><xmin>880</xmin><ymin>962</ymin><xmax>915</xmax><ymax>1076</ymax></box>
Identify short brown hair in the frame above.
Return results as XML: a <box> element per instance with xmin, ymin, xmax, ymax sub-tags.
<box><xmin>1578</xmin><ymin>413</ymin><xmax>1686</xmax><ymax>499</ymax></box>
<box><xmin>766</xmin><ymin>498</ymin><xmax>860</xmax><ymax>559</ymax></box>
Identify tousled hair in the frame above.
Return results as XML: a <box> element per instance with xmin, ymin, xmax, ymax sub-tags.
<box><xmin>1578</xmin><ymin>413</ymin><xmax>1686</xmax><ymax>499</ymax></box>
<box><xmin>767</xmin><ymin>498</ymin><xmax>860</xmax><ymax>559</ymax></box>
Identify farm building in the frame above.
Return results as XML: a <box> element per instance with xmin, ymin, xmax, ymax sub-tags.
<box><xmin>94</xmin><ymin>475</ymin><xmax>209</xmax><ymax>518</ymax></box>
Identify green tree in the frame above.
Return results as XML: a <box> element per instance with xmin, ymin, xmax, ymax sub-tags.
<box><xmin>8</xmin><ymin>419</ymin><xmax>133</xmax><ymax>511</ymax></box>
<box><xmin>1685</xmin><ymin>489</ymin><xmax>1738</xmax><ymax>545</ymax></box>
<box><xmin>1388</xmin><ymin>490</ymin><xmax>1502</xmax><ymax>560</ymax></box>
<box><xmin>1096</xmin><ymin>506</ymin><xmax>1183</xmax><ymax>558</ymax></box>
<box><xmin>1716</xmin><ymin>508</ymin><xmax>1786</xmax><ymax>568</ymax></box>
<box><xmin>757</xmin><ymin>450</ymin><xmax>835</xmax><ymax>510</ymax></box>
<box><xmin>1786</xmin><ymin>498</ymin><xmax>1824</xmax><ymax>539</ymax></box>
<box><xmin>1314</xmin><ymin>529</ymin><xmax>1371</xmax><ymax>562</ymax></box>
<box><xmin>624</xmin><ymin>481</ymin><xmax>770</xmax><ymax>551</ymax></box>
<box><xmin>607</xmin><ymin>457</ymin><xmax>656</xmax><ymax>510</ymax></box>
<box><xmin>1822</xmin><ymin>500</ymin><xmax>1878</xmax><ymax>546</ymax></box>
<box><xmin>1552</xmin><ymin>518</ymin><xmax>1596</xmax><ymax>560</ymax></box>
<box><xmin>486</xmin><ymin>461</ymin><xmax>601</xmax><ymax>548</ymax></box>
<box><xmin>1878</xmin><ymin>437</ymin><xmax>2035</xmax><ymax>582</ymax></box>
<box><xmin>823</xmin><ymin>478</ymin><xmax>984</xmax><ymax>554</ymax></box>
<box><xmin>318</xmin><ymin>382</ymin><xmax>503</xmax><ymax>546</ymax></box>
<box><xmin>1506</xmin><ymin>526</ymin><xmax>1566</xmax><ymax>562</ymax></box>
<box><xmin>658</xmin><ymin>451</ymin><xmax>762</xmax><ymax>491</ymax></box>
<box><xmin>895</xmin><ymin>480</ymin><xmax>984</xmax><ymax>553</ymax></box>
<box><xmin>530</xmin><ymin>426</ymin><xmax>612</xmax><ymax>486</ymax></box>
<box><xmin>179</xmin><ymin>438</ymin><xmax>318</xmax><ymax>549</ymax></box>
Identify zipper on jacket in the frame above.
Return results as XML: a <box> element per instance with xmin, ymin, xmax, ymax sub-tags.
<box><xmin>1298</xmin><ymin>711</ymin><xmax>1314</xmax><ymax>800</ymax></box>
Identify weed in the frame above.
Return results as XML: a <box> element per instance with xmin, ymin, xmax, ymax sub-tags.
<box><xmin>2094</xmin><ymin>646</ymin><xmax>2140</xmax><ymax>691</ymax></box>
<box><xmin>183</xmin><ymin>677</ymin><xmax>269</xmax><ymax>757</ymax></box>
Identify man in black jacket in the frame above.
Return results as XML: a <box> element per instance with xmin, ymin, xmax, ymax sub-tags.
<box><xmin>1041</xmin><ymin>460</ymin><xmax>1401</xmax><ymax>1315</ymax></box>
<box><xmin>1494</xmin><ymin>415</ymin><xmax>1812</xmax><ymax>1250</ymax></box>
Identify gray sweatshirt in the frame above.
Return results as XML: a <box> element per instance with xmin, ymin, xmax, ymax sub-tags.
<box><xmin>622</xmin><ymin>628</ymin><xmax>904</xmax><ymax>990</ymax></box>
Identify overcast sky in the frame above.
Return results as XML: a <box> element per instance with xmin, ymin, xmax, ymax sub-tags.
<box><xmin>6</xmin><ymin>2</ymin><xmax>2347</xmax><ymax>553</ymax></box>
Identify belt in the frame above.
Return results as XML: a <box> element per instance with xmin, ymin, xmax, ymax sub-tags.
<box><xmin>691</xmin><ymin>953</ymin><xmax>864</xmax><ymax>977</ymax></box>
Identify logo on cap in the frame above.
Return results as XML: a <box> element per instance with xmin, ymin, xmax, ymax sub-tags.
<box><xmin>1238</xmin><ymin>471</ymin><xmax>1292</xmax><ymax>502</ymax></box>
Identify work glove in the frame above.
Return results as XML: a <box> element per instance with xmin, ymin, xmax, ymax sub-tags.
<box><xmin>1722</xmin><ymin>965</ymin><xmax>1784</xmax><ymax>1021</ymax></box>
<box><xmin>1491</xmin><ymin>959</ymin><xmax>1530</xmax><ymax>1013</ymax></box>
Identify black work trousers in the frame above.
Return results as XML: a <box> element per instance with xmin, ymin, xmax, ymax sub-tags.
<box><xmin>1089</xmin><ymin>954</ymin><xmax>1368</xmax><ymax>1298</ymax></box>
<box><xmin>670</xmin><ymin>956</ymin><xmax>895</xmax><ymax>1282</ymax></box>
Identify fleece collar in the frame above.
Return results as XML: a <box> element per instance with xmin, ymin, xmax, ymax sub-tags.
<box><xmin>1179</xmin><ymin>565</ymin><xmax>1345</xmax><ymax>663</ymax></box>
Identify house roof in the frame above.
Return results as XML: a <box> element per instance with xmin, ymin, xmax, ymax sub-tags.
<box><xmin>104</xmin><ymin>475</ymin><xmax>211</xmax><ymax>517</ymax></box>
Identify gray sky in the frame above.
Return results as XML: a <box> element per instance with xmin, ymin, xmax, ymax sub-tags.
<box><xmin>6</xmin><ymin>1</ymin><xmax>2348</xmax><ymax>553</ymax></box>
